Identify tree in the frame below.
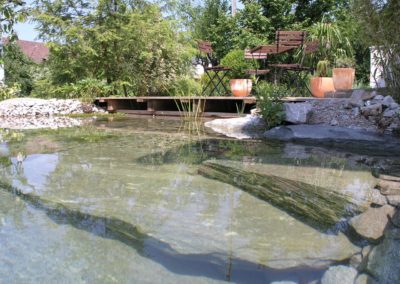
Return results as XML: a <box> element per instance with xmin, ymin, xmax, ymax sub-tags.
<box><xmin>3</xmin><ymin>42</ymin><xmax>36</xmax><ymax>95</ymax></box>
<box><xmin>33</xmin><ymin>0</ymin><xmax>194</xmax><ymax>96</ymax></box>
<box><xmin>0</xmin><ymin>0</ymin><xmax>26</xmax><ymax>37</ymax></box>
<box><xmin>353</xmin><ymin>0</ymin><xmax>400</xmax><ymax>98</ymax></box>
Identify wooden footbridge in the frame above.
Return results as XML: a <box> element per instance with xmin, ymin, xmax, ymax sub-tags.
<box><xmin>95</xmin><ymin>96</ymin><xmax>321</xmax><ymax>118</ymax></box>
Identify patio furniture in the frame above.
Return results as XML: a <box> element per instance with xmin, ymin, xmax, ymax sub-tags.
<box><xmin>268</xmin><ymin>40</ymin><xmax>319</xmax><ymax>94</ymax></box>
<box><xmin>198</xmin><ymin>41</ymin><xmax>231</xmax><ymax>96</ymax></box>
<box><xmin>250</xmin><ymin>30</ymin><xmax>307</xmax><ymax>55</ymax></box>
<box><xmin>244</xmin><ymin>49</ymin><xmax>270</xmax><ymax>78</ymax></box>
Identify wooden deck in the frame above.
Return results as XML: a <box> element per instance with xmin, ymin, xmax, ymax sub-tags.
<box><xmin>95</xmin><ymin>96</ymin><xmax>321</xmax><ymax>118</ymax></box>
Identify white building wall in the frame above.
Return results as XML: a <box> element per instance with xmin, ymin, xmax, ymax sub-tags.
<box><xmin>370</xmin><ymin>47</ymin><xmax>386</xmax><ymax>88</ymax></box>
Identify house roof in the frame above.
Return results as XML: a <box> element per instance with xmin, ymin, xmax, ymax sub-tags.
<box><xmin>2</xmin><ymin>38</ymin><xmax>49</xmax><ymax>63</ymax></box>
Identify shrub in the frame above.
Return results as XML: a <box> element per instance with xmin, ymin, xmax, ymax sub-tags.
<box><xmin>255</xmin><ymin>82</ymin><xmax>290</xmax><ymax>129</ymax></box>
<box><xmin>0</xmin><ymin>84</ymin><xmax>20</xmax><ymax>101</ymax></box>
<box><xmin>33</xmin><ymin>78</ymin><xmax>112</xmax><ymax>103</ymax></box>
<box><xmin>168</xmin><ymin>75</ymin><xmax>202</xmax><ymax>97</ymax></box>
<box><xmin>335</xmin><ymin>56</ymin><xmax>356</xmax><ymax>68</ymax></box>
<box><xmin>220</xmin><ymin>49</ymin><xmax>257</xmax><ymax>79</ymax></box>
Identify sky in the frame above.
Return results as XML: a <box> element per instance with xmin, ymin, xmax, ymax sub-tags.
<box><xmin>15</xmin><ymin>22</ymin><xmax>40</xmax><ymax>42</ymax></box>
<box><xmin>14</xmin><ymin>0</ymin><xmax>244</xmax><ymax>42</ymax></box>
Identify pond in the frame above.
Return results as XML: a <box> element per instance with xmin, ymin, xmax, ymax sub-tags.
<box><xmin>0</xmin><ymin>117</ymin><xmax>396</xmax><ymax>283</ymax></box>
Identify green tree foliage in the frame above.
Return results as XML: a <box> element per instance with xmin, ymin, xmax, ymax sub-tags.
<box><xmin>188</xmin><ymin>0</ymin><xmax>236</xmax><ymax>59</ymax></box>
<box><xmin>33</xmin><ymin>0</ymin><xmax>194</xmax><ymax>96</ymax></box>
<box><xmin>353</xmin><ymin>0</ymin><xmax>400</xmax><ymax>97</ymax></box>
<box><xmin>0</xmin><ymin>0</ymin><xmax>26</xmax><ymax>37</ymax></box>
<box><xmin>3</xmin><ymin>43</ymin><xmax>35</xmax><ymax>96</ymax></box>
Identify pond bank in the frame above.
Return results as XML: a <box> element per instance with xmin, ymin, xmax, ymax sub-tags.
<box><xmin>0</xmin><ymin>98</ymin><xmax>104</xmax><ymax>129</ymax></box>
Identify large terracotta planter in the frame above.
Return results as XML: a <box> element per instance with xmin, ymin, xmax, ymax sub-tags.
<box><xmin>310</xmin><ymin>77</ymin><xmax>335</xmax><ymax>98</ymax></box>
<box><xmin>230</xmin><ymin>79</ymin><xmax>252</xmax><ymax>97</ymax></box>
<box><xmin>332</xmin><ymin>68</ymin><xmax>355</xmax><ymax>90</ymax></box>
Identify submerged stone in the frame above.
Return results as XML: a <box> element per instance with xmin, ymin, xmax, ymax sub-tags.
<box><xmin>321</xmin><ymin>265</ymin><xmax>358</xmax><ymax>284</ymax></box>
<box><xmin>349</xmin><ymin>205</ymin><xmax>395</xmax><ymax>241</ymax></box>
<box><xmin>366</xmin><ymin>229</ymin><xmax>400</xmax><ymax>283</ymax></box>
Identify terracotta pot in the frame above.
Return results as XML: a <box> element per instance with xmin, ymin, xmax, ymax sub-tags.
<box><xmin>230</xmin><ymin>79</ymin><xmax>252</xmax><ymax>97</ymax></box>
<box><xmin>332</xmin><ymin>68</ymin><xmax>355</xmax><ymax>90</ymax></box>
<box><xmin>310</xmin><ymin>77</ymin><xmax>335</xmax><ymax>98</ymax></box>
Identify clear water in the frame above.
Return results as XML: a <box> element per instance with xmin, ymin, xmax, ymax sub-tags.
<box><xmin>0</xmin><ymin>117</ymin><xmax>391</xmax><ymax>283</ymax></box>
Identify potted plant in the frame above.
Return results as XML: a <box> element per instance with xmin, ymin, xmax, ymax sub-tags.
<box><xmin>221</xmin><ymin>49</ymin><xmax>256</xmax><ymax>97</ymax></box>
<box><xmin>307</xmin><ymin>19</ymin><xmax>354</xmax><ymax>97</ymax></box>
<box><xmin>310</xmin><ymin>60</ymin><xmax>335</xmax><ymax>98</ymax></box>
<box><xmin>332</xmin><ymin>56</ymin><xmax>356</xmax><ymax>90</ymax></box>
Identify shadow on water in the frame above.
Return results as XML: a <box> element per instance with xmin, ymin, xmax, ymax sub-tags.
<box><xmin>0</xmin><ymin>181</ymin><xmax>325</xmax><ymax>283</ymax></box>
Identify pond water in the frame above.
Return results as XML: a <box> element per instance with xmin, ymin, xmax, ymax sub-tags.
<box><xmin>0</xmin><ymin>117</ymin><xmax>395</xmax><ymax>283</ymax></box>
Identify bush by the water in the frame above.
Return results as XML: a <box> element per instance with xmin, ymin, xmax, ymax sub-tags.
<box><xmin>255</xmin><ymin>82</ymin><xmax>290</xmax><ymax>129</ymax></box>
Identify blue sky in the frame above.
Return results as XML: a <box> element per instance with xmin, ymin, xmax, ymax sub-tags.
<box><xmin>15</xmin><ymin>22</ymin><xmax>39</xmax><ymax>41</ymax></box>
<box><xmin>15</xmin><ymin>0</ymin><xmax>244</xmax><ymax>42</ymax></box>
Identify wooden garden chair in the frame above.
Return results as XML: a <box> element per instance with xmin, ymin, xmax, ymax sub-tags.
<box><xmin>197</xmin><ymin>40</ymin><xmax>231</xmax><ymax>96</ymax></box>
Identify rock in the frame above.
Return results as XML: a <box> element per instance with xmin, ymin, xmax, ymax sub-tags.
<box><xmin>350</xmin><ymin>90</ymin><xmax>375</xmax><ymax>107</ymax></box>
<box><xmin>204</xmin><ymin>115</ymin><xmax>266</xmax><ymax>139</ymax></box>
<box><xmin>349</xmin><ymin>253</ymin><xmax>363</xmax><ymax>269</ymax></box>
<box><xmin>270</xmin><ymin>282</ymin><xmax>297</xmax><ymax>284</ymax></box>
<box><xmin>264</xmin><ymin>125</ymin><xmax>386</xmax><ymax>142</ymax></box>
<box><xmin>382</xmin><ymin>96</ymin><xmax>396</xmax><ymax>107</ymax></box>
<box><xmin>352</xmin><ymin>107</ymin><xmax>361</xmax><ymax>117</ymax></box>
<box><xmin>366</xmin><ymin>222</ymin><xmax>400</xmax><ymax>284</ymax></box>
<box><xmin>391</xmin><ymin>210</ymin><xmax>400</xmax><ymax>227</ymax></box>
<box><xmin>387</xmin><ymin>195</ymin><xmax>400</xmax><ymax>207</ymax></box>
<box><xmin>349</xmin><ymin>205</ymin><xmax>395</xmax><ymax>241</ymax></box>
<box><xmin>390</xmin><ymin>102</ymin><xmax>399</xmax><ymax>110</ymax></box>
<box><xmin>321</xmin><ymin>265</ymin><xmax>358</xmax><ymax>284</ymax></box>
<box><xmin>383</xmin><ymin>108</ymin><xmax>397</xmax><ymax>118</ymax></box>
<box><xmin>349</xmin><ymin>97</ymin><xmax>364</xmax><ymax>108</ymax></box>
<box><xmin>361</xmin><ymin>104</ymin><xmax>382</xmax><ymax>117</ymax></box>
<box><xmin>362</xmin><ymin>245</ymin><xmax>371</xmax><ymax>259</ymax></box>
<box><xmin>369</xmin><ymin>188</ymin><xmax>387</xmax><ymax>206</ymax></box>
<box><xmin>330</xmin><ymin>118</ymin><xmax>338</xmax><ymax>126</ymax></box>
<box><xmin>374</xmin><ymin>95</ymin><xmax>384</xmax><ymax>100</ymax></box>
<box><xmin>354</xmin><ymin>274</ymin><xmax>377</xmax><ymax>284</ymax></box>
<box><xmin>198</xmin><ymin>160</ymin><xmax>371</xmax><ymax>229</ymax></box>
<box><xmin>378</xmin><ymin>179</ymin><xmax>400</xmax><ymax>195</ymax></box>
<box><xmin>283</xmin><ymin>102</ymin><xmax>313</xmax><ymax>124</ymax></box>
<box><xmin>380</xmin><ymin>174</ymin><xmax>400</xmax><ymax>182</ymax></box>
<box><xmin>0</xmin><ymin>98</ymin><xmax>98</xmax><ymax>118</ymax></box>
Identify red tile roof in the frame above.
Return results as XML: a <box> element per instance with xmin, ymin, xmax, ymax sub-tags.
<box><xmin>3</xmin><ymin>38</ymin><xmax>49</xmax><ymax>63</ymax></box>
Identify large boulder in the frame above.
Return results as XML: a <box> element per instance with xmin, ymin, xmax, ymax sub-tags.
<box><xmin>204</xmin><ymin>115</ymin><xmax>266</xmax><ymax>139</ymax></box>
<box><xmin>321</xmin><ymin>265</ymin><xmax>358</xmax><ymax>284</ymax></box>
<box><xmin>283</xmin><ymin>102</ymin><xmax>313</xmax><ymax>124</ymax></box>
<box><xmin>349</xmin><ymin>205</ymin><xmax>395</xmax><ymax>241</ymax></box>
